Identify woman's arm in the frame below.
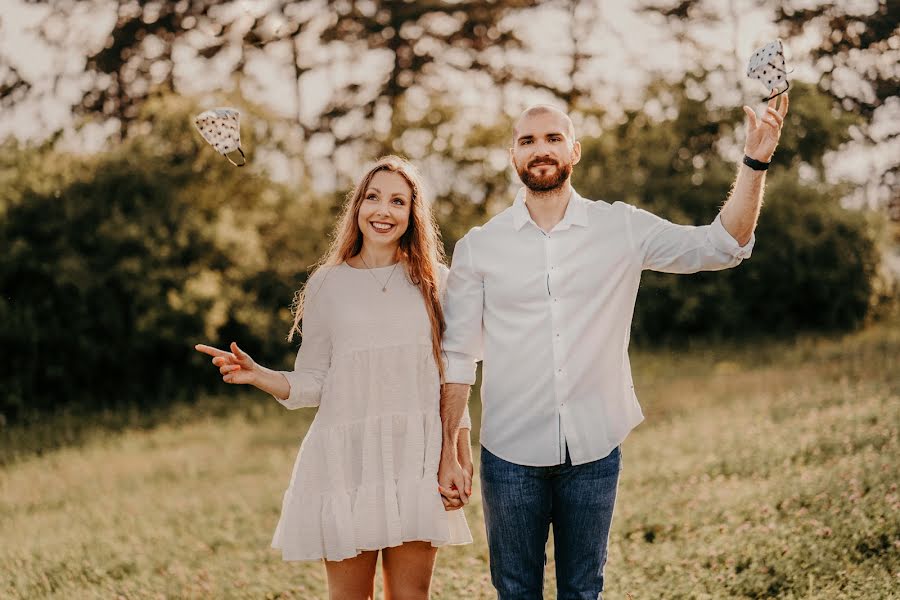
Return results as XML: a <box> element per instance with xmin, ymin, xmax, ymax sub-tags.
<box><xmin>194</xmin><ymin>342</ymin><xmax>292</xmax><ymax>401</ymax></box>
<box><xmin>252</xmin><ymin>365</ymin><xmax>291</xmax><ymax>400</ymax></box>
<box><xmin>194</xmin><ymin>273</ymin><xmax>332</xmax><ymax>409</ymax></box>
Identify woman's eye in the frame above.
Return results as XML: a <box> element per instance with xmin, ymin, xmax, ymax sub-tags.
<box><xmin>392</xmin><ymin>198</ymin><xmax>405</xmax><ymax>205</ymax></box>
<box><xmin>366</xmin><ymin>194</ymin><xmax>377</xmax><ymax>201</ymax></box>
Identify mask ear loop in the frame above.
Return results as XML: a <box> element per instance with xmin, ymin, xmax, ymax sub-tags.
<box><xmin>764</xmin><ymin>80</ymin><xmax>790</xmax><ymax>102</ymax></box>
<box><xmin>762</xmin><ymin>50</ymin><xmax>792</xmax><ymax>101</ymax></box>
<box><xmin>225</xmin><ymin>147</ymin><xmax>246</xmax><ymax>167</ymax></box>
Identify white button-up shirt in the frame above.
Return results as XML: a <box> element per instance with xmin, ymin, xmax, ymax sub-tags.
<box><xmin>442</xmin><ymin>187</ymin><xmax>754</xmax><ymax>466</ymax></box>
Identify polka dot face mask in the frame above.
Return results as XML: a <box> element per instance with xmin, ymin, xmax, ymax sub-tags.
<box><xmin>193</xmin><ymin>107</ymin><xmax>246</xmax><ymax>166</ymax></box>
<box><xmin>747</xmin><ymin>39</ymin><xmax>790</xmax><ymax>101</ymax></box>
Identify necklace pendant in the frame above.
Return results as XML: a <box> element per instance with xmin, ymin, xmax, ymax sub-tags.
<box><xmin>382</xmin><ymin>287</ymin><xmax>387</xmax><ymax>292</ymax></box>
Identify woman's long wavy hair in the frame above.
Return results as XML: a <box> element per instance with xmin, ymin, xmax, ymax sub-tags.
<box><xmin>288</xmin><ymin>155</ymin><xmax>448</xmax><ymax>382</ymax></box>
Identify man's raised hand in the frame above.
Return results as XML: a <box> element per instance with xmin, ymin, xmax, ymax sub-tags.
<box><xmin>742</xmin><ymin>91</ymin><xmax>789</xmax><ymax>163</ymax></box>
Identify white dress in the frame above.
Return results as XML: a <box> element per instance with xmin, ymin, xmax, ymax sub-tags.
<box><xmin>270</xmin><ymin>262</ymin><xmax>473</xmax><ymax>561</ymax></box>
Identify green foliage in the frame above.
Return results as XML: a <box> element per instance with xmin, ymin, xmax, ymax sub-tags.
<box><xmin>0</xmin><ymin>95</ymin><xmax>335</xmax><ymax>423</ymax></box>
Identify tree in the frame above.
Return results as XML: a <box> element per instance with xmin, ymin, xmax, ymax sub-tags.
<box><xmin>5</xmin><ymin>1</ymin><xmax>544</xmax><ymax>143</ymax></box>
<box><xmin>643</xmin><ymin>0</ymin><xmax>899</xmax><ymax>214</ymax></box>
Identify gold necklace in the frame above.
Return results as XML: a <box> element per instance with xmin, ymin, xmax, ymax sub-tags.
<box><xmin>358</xmin><ymin>254</ymin><xmax>400</xmax><ymax>292</ymax></box>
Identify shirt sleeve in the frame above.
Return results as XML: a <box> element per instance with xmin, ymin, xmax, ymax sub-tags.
<box><xmin>438</xmin><ymin>263</ymin><xmax>474</xmax><ymax>430</ymax></box>
<box><xmin>441</xmin><ymin>234</ymin><xmax>483</xmax><ymax>385</ymax></box>
<box><xmin>272</xmin><ymin>273</ymin><xmax>332</xmax><ymax>409</ymax></box>
<box><xmin>627</xmin><ymin>205</ymin><xmax>754</xmax><ymax>273</ymax></box>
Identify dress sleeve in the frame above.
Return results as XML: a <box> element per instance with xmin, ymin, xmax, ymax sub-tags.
<box><xmin>272</xmin><ymin>272</ymin><xmax>332</xmax><ymax>409</ymax></box>
<box><xmin>627</xmin><ymin>205</ymin><xmax>754</xmax><ymax>273</ymax></box>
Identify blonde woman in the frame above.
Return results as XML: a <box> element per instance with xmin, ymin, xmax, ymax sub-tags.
<box><xmin>195</xmin><ymin>156</ymin><xmax>472</xmax><ymax>599</ymax></box>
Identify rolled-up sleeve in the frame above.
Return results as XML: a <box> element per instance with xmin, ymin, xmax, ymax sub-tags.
<box><xmin>628</xmin><ymin>205</ymin><xmax>754</xmax><ymax>273</ymax></box>
<box><xmin>439</xmin><ymin>264</ymin><xmax>474</xmax><ymax>429</ymax></box>
<box><xmin>442</xmin><ymin>233</ymin><xmax>483</xmax><ymax>386</ymax></box>
<box><xmin>273</xmin><ymin>276</ymin><xmax>331</xmax><ymax>409</ymax></box>
<box><xmin>708</xmin><ymin>213</ymin><xmax>754</xmax><ymax>259</ymax></box>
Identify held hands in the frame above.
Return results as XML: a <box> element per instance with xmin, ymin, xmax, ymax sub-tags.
<box><xmin>194</xmin><ymin>342</ymin><xmax>259</xmax><ymax>385</ymax></box>
<box><xmin>438</xmin><ymin>446</ymin><xmax>473</xmax><ymax>511</ymax></box>
<box><xmin>742</xmin><ymin>91</ymin><xmax>789</xmax><ymax>163</ymax></box>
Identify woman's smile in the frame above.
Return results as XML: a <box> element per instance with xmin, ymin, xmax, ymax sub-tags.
<box><xmin>370</xmin><ymin>220</ymin><xmax>395</xmax><ymax>233</ymax></box>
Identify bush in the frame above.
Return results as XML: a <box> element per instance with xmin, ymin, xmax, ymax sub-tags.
<box><xmin>0</xmin><ymin>97</ymin><xmax>334</xmax><ymax>423</ymax></box>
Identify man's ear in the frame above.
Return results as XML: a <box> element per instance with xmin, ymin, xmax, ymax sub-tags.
<box><xmin>572</xmin><ymin>140</ymin><xmax>582</xmax><ymax>166</ymax></box>
<box><xmin>509</xmin><ymin>146</ymin><xmax>516</xmax><ymax>169</ymax></box>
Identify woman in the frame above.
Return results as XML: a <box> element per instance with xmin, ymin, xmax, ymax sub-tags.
<box><xmin>195</xmin><ymin>156</ymin><xmax>473</xmax><ymax>599</ymax></box>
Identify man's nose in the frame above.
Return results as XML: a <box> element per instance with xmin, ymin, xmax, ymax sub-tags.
<box><xmin>533</xmin><ymin>141</ymin><xmax>554</xmax><ymax>156</ymax></box>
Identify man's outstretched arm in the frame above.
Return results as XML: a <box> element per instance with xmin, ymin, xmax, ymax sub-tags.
<box><xmin>720</xmin><ymin>92</ymin><xmax>789</xmax><ymax>246</ymax></box>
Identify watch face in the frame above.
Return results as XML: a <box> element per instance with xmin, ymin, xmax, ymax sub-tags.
<box><xmin>747</xmin><ymin>39</ymin><xmax>789</xmax><ymax>94</ymax></box>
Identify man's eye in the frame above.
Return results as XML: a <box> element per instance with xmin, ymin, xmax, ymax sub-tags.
<box><xmin>521</xmin><ymin>140</ymin><xmax>531</xmax><ymax>145</ymax></box>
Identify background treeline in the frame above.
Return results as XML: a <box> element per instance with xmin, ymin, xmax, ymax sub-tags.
<box><xmin>1</xmin><ymin>83</ymin><xmax>894</xmax><ymax>424</ymax></box>
<box><xmin>1</xmin><ymin>0</ymin><xmax>897</xmax><ymax>424</ymax></box>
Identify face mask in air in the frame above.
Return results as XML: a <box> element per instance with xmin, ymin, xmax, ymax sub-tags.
<box><xmin>194</xmin><ymin>107</ymin><xmax>246</xmax><ymax>167</ymax></box>
<box><xmin>746</xmin><ymin>39</ymin><xmax>790</xmax><ymax>101</ymax></box>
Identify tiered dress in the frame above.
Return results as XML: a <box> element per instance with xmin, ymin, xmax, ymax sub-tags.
<box><xmin>270</xmin><ymin>262</ymin><xmax>473</xmax><ymax>561</ymax></box>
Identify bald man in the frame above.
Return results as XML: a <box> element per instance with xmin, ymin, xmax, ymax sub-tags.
<box><xmin>437</xmin><ymin>95</ymin><xmax>788</xmax><ymax>599</ymax></box>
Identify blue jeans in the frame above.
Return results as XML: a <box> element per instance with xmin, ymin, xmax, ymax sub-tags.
<box><xmin>480</xmin><ymin>445</ymin><xmax>621</xmax><ymax>600</ymax></box>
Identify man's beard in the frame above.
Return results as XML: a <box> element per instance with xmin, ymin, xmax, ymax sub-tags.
<box><xmin>516</xmin><ymin>157</ymin><xmax>573</xmax><ymax>192</ymax></box>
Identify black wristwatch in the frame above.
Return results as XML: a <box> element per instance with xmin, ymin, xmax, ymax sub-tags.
<box><xmin>743</xmin><ymin>155</ymin><xmax>770</xmax><ymax>171</ymax></box>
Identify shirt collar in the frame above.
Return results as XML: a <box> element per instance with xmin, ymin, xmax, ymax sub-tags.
<box><xmin>511</xmin><ymin>186</ymin><xmax>589</xmax><ymax>232</ymax></box>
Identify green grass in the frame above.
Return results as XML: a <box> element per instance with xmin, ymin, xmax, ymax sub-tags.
<box><xmin>1</xmin><ymin>321</ymin><xmax>898</xmax><ymax>599</ymax></box>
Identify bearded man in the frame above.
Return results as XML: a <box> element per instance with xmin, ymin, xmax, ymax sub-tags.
<box><xmin>437</xmin><ymin>93</ymin><xmax>789</xmax><ymax>600</ymax></box>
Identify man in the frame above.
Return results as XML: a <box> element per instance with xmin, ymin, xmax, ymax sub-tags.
<box><xmin>437</xmin><ymin>92</ymin><xmax>789</xmax><ymax>599</ymax></box>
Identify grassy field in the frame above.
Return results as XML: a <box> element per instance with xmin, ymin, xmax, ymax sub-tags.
<box><xmin>1</xmin><ymin>322</ymin><xmax>898</xmax><ymax>599</ymax></box>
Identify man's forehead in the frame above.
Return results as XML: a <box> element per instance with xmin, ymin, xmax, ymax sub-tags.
<box><xmin>513</xmin><ymin>107</ymin><xmax>574</xmax><ymax>141</ymax></box>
